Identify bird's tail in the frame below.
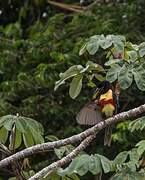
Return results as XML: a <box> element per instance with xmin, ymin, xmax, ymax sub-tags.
<box><xmin>104</xmin><ymin>125</ymin><xmax>112</xmax><ymax>146</ymax></box>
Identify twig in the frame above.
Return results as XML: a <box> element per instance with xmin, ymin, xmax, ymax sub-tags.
<box><xmin>29</xmin><ymin>135</ymin><xmax>95</xmax><ymax>180</ymax></box>
<box><xmin>0</xmin><ymin>104</ymin><xmax>145</xmax><ymax>168</ymax></box>
<box><xmin>47</xmin><ymin>0</ymin><xmax>83</xmax><ymax>13</ymax></box>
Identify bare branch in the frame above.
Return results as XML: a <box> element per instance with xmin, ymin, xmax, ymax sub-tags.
<box><xmin>47</xmin><ymin>0</ymin><xmax>83</xmax><ymax>13</ymax></box>
<box><xmin>29</xmin><ymin>135</ymin><xmax>95</xmax><ymax>180</ymax></box>
<box><xmin>0</xmin><ymin>104</ymin><xmax>145</xmax><ymax>169</ymax></box>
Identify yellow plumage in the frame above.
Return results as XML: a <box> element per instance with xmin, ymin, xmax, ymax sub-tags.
<box><xmin>102</xmin><ymin>104</ymin><xmax>115</xmax><ymax>117</ymax></box>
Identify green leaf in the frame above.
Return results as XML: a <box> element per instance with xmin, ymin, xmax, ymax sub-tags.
<box><xmin>15</xmin><ymin>118</ymin><xmax>27</xmax><ymax>133</ymax></box>
<box><xmin>114</xmin><ymin>151</ymin><xmax>128</xmax><ymax>165</ymax></box>
<box><xmin>99</xmin><ymin>155</ymin><xmax>112</xmax><ymax>173</ymax></box>
<box><xmin>86</xmin><ymin>35</ymin><xmax>100</xmax><ymax>55</ymax></box>
<box><xmin>106</xmin><ymin>64</ymin><xmax>121</xmax><ymax>82</ymax></box>
<box><xmin>129</xmin><ymin>149</ymin><xmax>140</xmax><ymax>163</ymax></box>
<box><xmin>23</xmin><ymin>130</ymin><xmax>34</xmax><ymax>147</ymax></box>
<box><xmin>45</xmin><ymin>135</ymin><xmax>59</xmax><ymax>141</ymax></box>
<box><xmin>55</xmin><ymin>146</ymin><xmax>66</xmax><ymax>159</ymax></box>
<box><xmin>55</xmin><ymin>65</ymin><xmax>83</xmax><ymax>91</ymax></box>
<box><xmin>30</xmin><ymin>127</ymin><xmax>44</xmax><ymax>144</ymax></box>
<box><xmin>136</xmin><ymin>140</ymin><xmax>145</xmax><ymax>155</ymax></box>
<box><xmin>4</xmin><ymin>119</ymin><xmax>14</xmax><ymax>131</ymax></box>
<box><xmin>139</xmin><ymin>42</ymin><xmax>145</xmax><ymax>57</ymax></box>
<box><xmin>86</xmin><ymin>61</ymin><xmax>104</xmax><ymax>72</ymax></box>
<box><xmin>132</xmin><ymin>65</ymin><xmax>145</xmax><ymax>91</ymax></box>
<box><xmin>69</xmin><ymin>74</ymin><xmax>83</xmax><ymax>99</ymax></box>
<box><xmin>127</xmin><ymin>51</ymin><xmax>138</xmax><ymax>60</ymax></box>
<box><xmin>89</xmin><ymin>155</ymin><xmax>102</xmax><ymax>175</ymax></box>
<box><xmin>118</xmin><ymin>65</ymin><xmax>133</xmax><ymax>89</ymax></box>
<box><xmin>66</xmin><ymin>154</ymin><xmax>90</xmax><ymax>176</ymax></box>
<box><xmin>15</xmin><ymin>129</ymin><xmax>22</xmax><ymax>149</ymax></box>
<box><xmin>105</xmin><ymin>59</ymin><xmax>121</xmax><ymax>66</ymax></box>
<box><xmin>0</xmin><ymin>127</ymin><xmax>8</xmax><ymax>144</ymax></box>
<box><xmin>79</xmin><ymin>44</ymin><xmax>86</xmax><ymax>56</ymax></box>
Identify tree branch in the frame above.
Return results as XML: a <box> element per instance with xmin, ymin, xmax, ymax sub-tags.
<box><xmin>0</xmin><ymin>104</ymin><xmax>145</xmax><ymax>169</ymax></box>
<box><xmin>29</xmin><ymin>135</ymin><xmax>95</xmax><ymax>180</ymax></box>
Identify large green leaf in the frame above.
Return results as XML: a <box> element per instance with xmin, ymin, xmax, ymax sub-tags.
<box><xmin>118</xmin><ymin>65</ymin><xmax>133</xmax><ymax>89</ymax></box>
<box><xmin>69</xmin><ymin>74</ymin><xmax>83</xmax><ymax>99</ymax></box>
<box><xmin>106</xmin><ymin>64</ymin><xmax>121</xmax><ymax>82</ymax></box>
<box><xmin>132</xmin><ymin>65</ymin><xmax>145</xmax><ymax>91</ymax></box>
<box><xmin>99</xmin><ymin>155</ymin><xmax>112</xmax><ymax>173</ymax></box>
<box><xmin>0</xmin><ymin>127</ymin><xmax>8</xmax><ymax>144</ymax></box>
<box><xmin>114</xmin><ymin>151</ymin><xmax>128</xmax><ymax>165</ymax></box>
<box><xmin>30</xmin><ymin>127</ymin><xmax>44</xmax><ymax>144</ymax></box>
<box><xmin>89</xmin><ymin>155</ymin><xmax>102</xmax><ymax>175</ymax></box>
<box><xmin>66</xmin><ymin>154</ymin><xmax>90</xmax><ymax>176</ymax></box>
<box><xmin>86</xmin><ymin>35</ymin><xmax>100</xmax><ymax>55</ymax></box>
<box><xmin>23</xmin><ymin>130</ymin><xmax>34</xmax><ymax>147</ymax></box>
<box><xmin>55</xmin><ymin>65</ymin><xmax>83</xmax><ymax>91</ymax></box>
<box><xmin>15</xmin><ymin>118</ymin><xmax>27</xmax><ymax>133</ymax></box>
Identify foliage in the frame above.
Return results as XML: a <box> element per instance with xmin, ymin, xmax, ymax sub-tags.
<box><xmin>0</xmin><ymin>0</ymin><xmax>145</xmax><ymax>179</ymax></box>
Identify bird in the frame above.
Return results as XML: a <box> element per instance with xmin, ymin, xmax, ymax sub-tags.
<box><xmin>76</xmin><ymin>80</ymin><xmax>118</xmax><ymax>146</ymax></box>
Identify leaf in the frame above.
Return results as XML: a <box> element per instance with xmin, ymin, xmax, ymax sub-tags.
<box><xmin>114</xmin><ymin>151</ymin><xmax>128</xmax><ymax>165</ymax></box>
<box><xmin>69</xmin><ymin>74</ymin><xmax>83</xmax><ymax>99</ymax></box>
<box><xmin>0</xmin><ymin>127</ymin><xmax>8</xmax><ymax>144</ymax></box>
<box><xmin>0</xmin><ymin>115</ymin><xmax>12</xmax><ymax>127</ymax></box>
<box><xmin>129</xmin><ymin>149</ymin><xmax>140</xmax><ymax>163</ymax></box>
<box><xmin>89</xmin><ymin>155</ymin><xmax>102</xmax><ymax>175</ymax></box>
<box><xmin>55</xmin><ymin>146</ymin><xmax>66</xmax><ymax>159</ymax></box>
<box><xmin>127</xmin><ymin>51</ymin><xmax>138</xmax><ymax>60</ymax></box>
<box><xmin>30</xmin><ymin>127</ymin><xmax>44</xmax><ymax>144</ymax></box>
<box><xmin>4</xmin><ymin>119</ymin><xmax>14</xmax><ymax>131</ymax></box>
<box><xmin>15</xmin><ymin>129</ymin><xmax>22</xmax><ymax>149</ymax></box>
<box><xmin>79</xmin><ymin>44</ymin><xmax>86</xmax><ymax>56</ymax></box>
<box><xmin>23</xmin><ymin>130</ymin><xmax>34</xmax><ymax>147</ymax></box>
<box><xmin>136</xmin><ymin>140</ymin><xmax>145</xmax><ymax>155</ymax></box>
<box><xmin>54</xmin><ymin>65</ymin><xmax>83</xmax><ymax>91</ymax></box>
<box><xmin>86</xmin><ymin>61</ymin><xmax>104</xmax><ymax>72</ymax></box>
<box><xmin>139</xmin><ymin>42</ymin><xmax>145</xmax><ymax>57</ymax></box>
<box><xmin>106</xmin><ymin>64</ymin><xmax>121</xmax><ymax>82</ymax></box>
<box><xmin>45</xmin><ymin>135</ymin><xmax>59</xmax><ymax>141</ymax></box>
<box><xmin>132</xmin><ymin>65</ymin><xmax>145</xmax><ymax>91</ymax></box>
<box><xmin>98</xmin><ymin>154</ymin><xmax>112</xmax><ymax>173</ymax></box>
<box><xmin>118</xmin><ymin>65</ymin><xmax>133</xmax><ymax>89</ymax></box>
<box><xmin>105</xmin><ymin>59</ymin><xmax>121</xmax><ymax>66</ymax></box>
<box><xmin>86</xmin><ymin>35</ymin><xmax>100</xmax><ymax>55</ymax></box>
<box><xmin>15</xmin><ymin>118</ymin><xmax>27</xmax><ymax>133</ymax></box>
<box><xmin>66</xmin><ymin>154</ymin><xmax>90</xmax><ymax>176</ymax></box>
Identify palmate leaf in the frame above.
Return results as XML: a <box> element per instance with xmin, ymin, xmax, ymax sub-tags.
<box><xmin>57</xmin><ymin>154</ymin><xmax>112</xmax><ymax>177</ymax></box>
<box><xmin>106</xmin><ymin>64</ymin><xmax>122</xmax><ymax>83</ymax></box>
<box><xmin>118</xmin><ymin>65</ymin><xmax>133</xmax><ymax>89</ymax></box>
<box><xmin>85</xmin><ymin>35</ymin><xmax>125</xmax><ymax>55</ymax></box>
<box><xmin>0</xmin><ymin>115</ymin><xmax>44</xmax><ymax>148</ymax></box>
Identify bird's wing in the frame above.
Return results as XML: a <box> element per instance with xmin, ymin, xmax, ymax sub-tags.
<box><xmin>76</xmin><ymin>102</ymin><xmax>103</xmax><ymax>125</ymax></box>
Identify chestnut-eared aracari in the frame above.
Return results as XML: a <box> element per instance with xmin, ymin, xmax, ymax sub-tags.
<box><xmin>76</xmin><ymin>80</ymin><xmax>119</xmax><ymax>146</ymax></box>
